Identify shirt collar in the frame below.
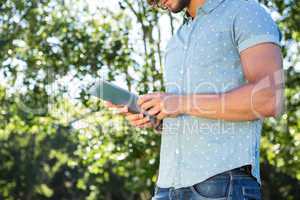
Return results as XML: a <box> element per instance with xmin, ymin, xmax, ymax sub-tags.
<box><xmin>184</xmin><ymin>0</ymin><xmax>226</xmax><ymax>20</ymax></box>
<box><xmin>199</xmin><ymin>0</ymin><xmax>226</xmax><ymax>15</ymax></box>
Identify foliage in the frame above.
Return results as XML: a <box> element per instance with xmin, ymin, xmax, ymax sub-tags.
<box><xmin>0</xmin><ymin>0</ymin><xmax>299</xmax><ymax>199</ymax></box>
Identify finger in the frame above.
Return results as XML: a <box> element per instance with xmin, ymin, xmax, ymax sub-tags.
<box><xmin>124</xmin><ymin>112</ymin><xmax>134</xmax><ymax>116</ymax></box>
<box><xmin>116</xmin><ymin>106</ymin><xmax>128</xmax><ymax>114</ymax></box>
<box><xmin>145</xmin><ymin>122</ymin><xmax>153</xmax><ymax>127</ymax></box>
<box><xmin>137</xmin><ymin>94</ymin><xmax>156</xmax><ymax>107</ymax></box>
<box><xmin>136</xmin><ymin>116</ymin><xmax>150</xmax><ymax>125</ymax></box>
<box><xmin>127</xmin><ymin>113</ymin><xmax>144</xmax><ymax>121</ymax></box>
<box><xmin>138</xmin><ymin>122</ymin><xmax>152</xmax><ymax>129</ymax></box>
<box><xmin>126</xmin><ymin>113</ymin><xmax>143</xmax><ymax>121</ymax></box>
<box><xmin>147</xmin><ymin>106</ymin><xmax>161</xmax><ymax>116</ymax></box>
<box><xmin>156</xmin><ymin>112</ymin><xmax>166</xmax><ymax>120</ymax></box>
<box><xmin>140</xmin><ymin>99</ymin><xmax>157</xmax><ymax>112</ymax></box>
<box><xmin>104</xmin><ymin>101</ymin><xmax>114</xmax><ymax>108</ymax></box>
<box><xmin>154</xmin><ymin>119</ymin><xmax>162</xmax><ymax>127</ymax></box>
<box><xmin>132</xmin><ymin>116</ymin><xmax>150</xmax><ymax>126</ymax></box>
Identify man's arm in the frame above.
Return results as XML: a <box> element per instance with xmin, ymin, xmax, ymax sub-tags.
<box><xmin>181</xmin><ymin>43</ymin><xmax>285</xmax><ymax>121</ymax></box>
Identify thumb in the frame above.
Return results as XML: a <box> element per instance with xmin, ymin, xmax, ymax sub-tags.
<box><xmin>117</xmin><ymin>106</ymin><xmax>128</xmax><ymax>114</ymax></box>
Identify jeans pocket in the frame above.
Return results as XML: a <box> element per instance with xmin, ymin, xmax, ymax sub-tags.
<box><xmin>190</xmin><ymin>176</ymin><xmax>229</xmax><ymax>200</ymax></box>
<box><xmin>242</xmin><ymin>185</ymin><xmax>261</xmax><ymax>200</ymax></box>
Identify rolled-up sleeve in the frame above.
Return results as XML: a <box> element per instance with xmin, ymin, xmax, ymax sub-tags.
<box><xmin>232</xmin><ymin>1</ymin><xmax>282</xmax><ymax>53</ymax></box>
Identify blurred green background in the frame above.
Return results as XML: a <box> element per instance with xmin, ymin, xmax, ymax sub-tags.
<box><xmin>0</xmin><ymin>0</ymin><xmax>299</xmax><ymax>199</ymax></box>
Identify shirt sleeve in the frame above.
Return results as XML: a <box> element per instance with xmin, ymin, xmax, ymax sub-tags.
<box><xmin>232</xmin><ymin>1</ymin><xmax>282</xmax><ymax>53</ymax></box>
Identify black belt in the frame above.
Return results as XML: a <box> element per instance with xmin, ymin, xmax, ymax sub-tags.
<box><xmin>210</xmin><ymin>165</ymin><xmax>252</xmax><ymax>178</ymax></box>
<box><xmin>227</xmin><ymin>165</ymin><xmax>252</xmax><ymax>175</ymax></box>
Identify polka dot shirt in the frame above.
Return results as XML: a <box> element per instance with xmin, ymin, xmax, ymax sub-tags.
<box><xmin>157</xmin><ymin>0</ymin><xmax>282</xmax><ymax>189</ymax></box>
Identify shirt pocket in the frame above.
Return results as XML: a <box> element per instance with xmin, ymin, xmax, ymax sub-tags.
<box><xmin>191</xmin><ymin>29</ymin><xmax>232</xmax><ymax>67</ymax></box>
<box><xmin>191</xmin><ymin>175</ymin><xmax>230</xmax><ymax>199</ymax></box>
<box><xmin>164</xmin><ymin>41</ymin><xmax>182</xmax><ymax>68</ymax></box>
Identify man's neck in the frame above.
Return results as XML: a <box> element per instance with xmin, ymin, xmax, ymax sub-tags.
<box><xmin>187</xmin><ymin>0</ymin><xmax>206</xmax><ymax>18</ymax></box>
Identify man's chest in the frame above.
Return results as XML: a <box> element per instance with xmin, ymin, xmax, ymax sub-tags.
<box><xmin>163</xmin><ymin>16</ymin><xmax>244</xmax><ymax>94</ymax></box>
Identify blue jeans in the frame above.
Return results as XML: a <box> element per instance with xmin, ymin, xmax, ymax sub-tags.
<box><xmin>151</xmin><ymin>165</ymin><xmax>261</xmax><ymax>200</ymax></box>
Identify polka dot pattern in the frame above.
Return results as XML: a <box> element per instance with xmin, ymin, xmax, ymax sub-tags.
<box><xmin>157</xmin><ymin>0</ymin><xmax>281</xmax><ymax>189</ymax></box>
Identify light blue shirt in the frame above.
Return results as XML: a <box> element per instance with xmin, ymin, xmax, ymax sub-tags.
<box><xmin>157</xmin><ymin>0</ymin><xmax>282</xmax><ymax>189</ymax></box>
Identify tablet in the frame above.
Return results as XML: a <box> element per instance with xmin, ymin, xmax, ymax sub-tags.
<box><xmin>89</xmin><ymin>79</ymin><xmax>157</xmax><ymax>124</ymax></box>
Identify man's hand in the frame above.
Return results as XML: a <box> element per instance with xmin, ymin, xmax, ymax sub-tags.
<box><xmin>104</xmin><ymin>101</ymin><xmax>161</xmax><ymax>129</ymax></box>
<box><xmin>137</xmin><ymin>92</ymin><xmax>184</xmax><ymax>120</ymax></box>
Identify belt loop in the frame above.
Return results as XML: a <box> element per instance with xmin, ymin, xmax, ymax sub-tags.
<box><xmin>242</xmin><ymin>165</ymin><xmax>251</xmax><ymax>175</ymax></box>
<box><xmin>169</xmin><ymin>187</ymin><xmax>174</xmax><ymax>200</ymax></box>
<box><xmin>247</xmin><ymin>165</ymin><xmax>252</xmax><ymax>175</ymax></box>
<box><xmin>226</xmin><ymin>171</ymin><xmax>233</xmax><ymax>200</ymax></box>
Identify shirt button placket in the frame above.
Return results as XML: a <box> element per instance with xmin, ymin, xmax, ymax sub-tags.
<box><xmin>177</xmin><ymin>19</ymin><xmax>195</xmax><ymax>187</ymax></box>
<box><xmin>175</xmin><ymin>24</ymin><xmax>189</xmax><ymax>187</ymax></box>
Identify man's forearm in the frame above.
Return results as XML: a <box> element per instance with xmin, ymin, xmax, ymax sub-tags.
<box><xmin>180</xmin><ymin>82</ymin><xmax>282</xmax><ymax>121</ymax></box>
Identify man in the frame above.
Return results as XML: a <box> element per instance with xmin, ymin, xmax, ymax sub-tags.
<box><xmin>105</xmin><ymin>0</ymin><xmax>284</xmax><ymax>199</ymax></box>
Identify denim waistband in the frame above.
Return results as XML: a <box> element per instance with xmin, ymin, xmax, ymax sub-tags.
<box><xmin>156</xmin><ymin>165</ymin><xmax>252</xmax><ymax>192</ymax></box>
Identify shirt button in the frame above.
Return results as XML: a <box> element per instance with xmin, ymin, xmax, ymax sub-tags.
<box><xmin>184</xmin><ymin>46</ymin><xmax>187</xmax><ymax>50</ymax></box>
<box><xmin>175</xmin><ymin>149</ymin><xmax>179</xmax><ymax>154</ymax></box>
<box><xmin>180</xmin><ymin>69</ymin><xmax>184</xmax><ymax>74</ymax></box>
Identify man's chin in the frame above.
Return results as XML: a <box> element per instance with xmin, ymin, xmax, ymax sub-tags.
<box><xmin>169</xmin><ymin>6</ymin><xmax>185</xmax><ymax>13</ymax></box>
<box><xmin>170</xmin><ymin>8</ymin><xmax>183</xmax><ymax>13</ymax></box>
<box><xmin>168</xmin><ymin>0</ymin><xmax>189</xmax><ymax>13</ymax></box>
